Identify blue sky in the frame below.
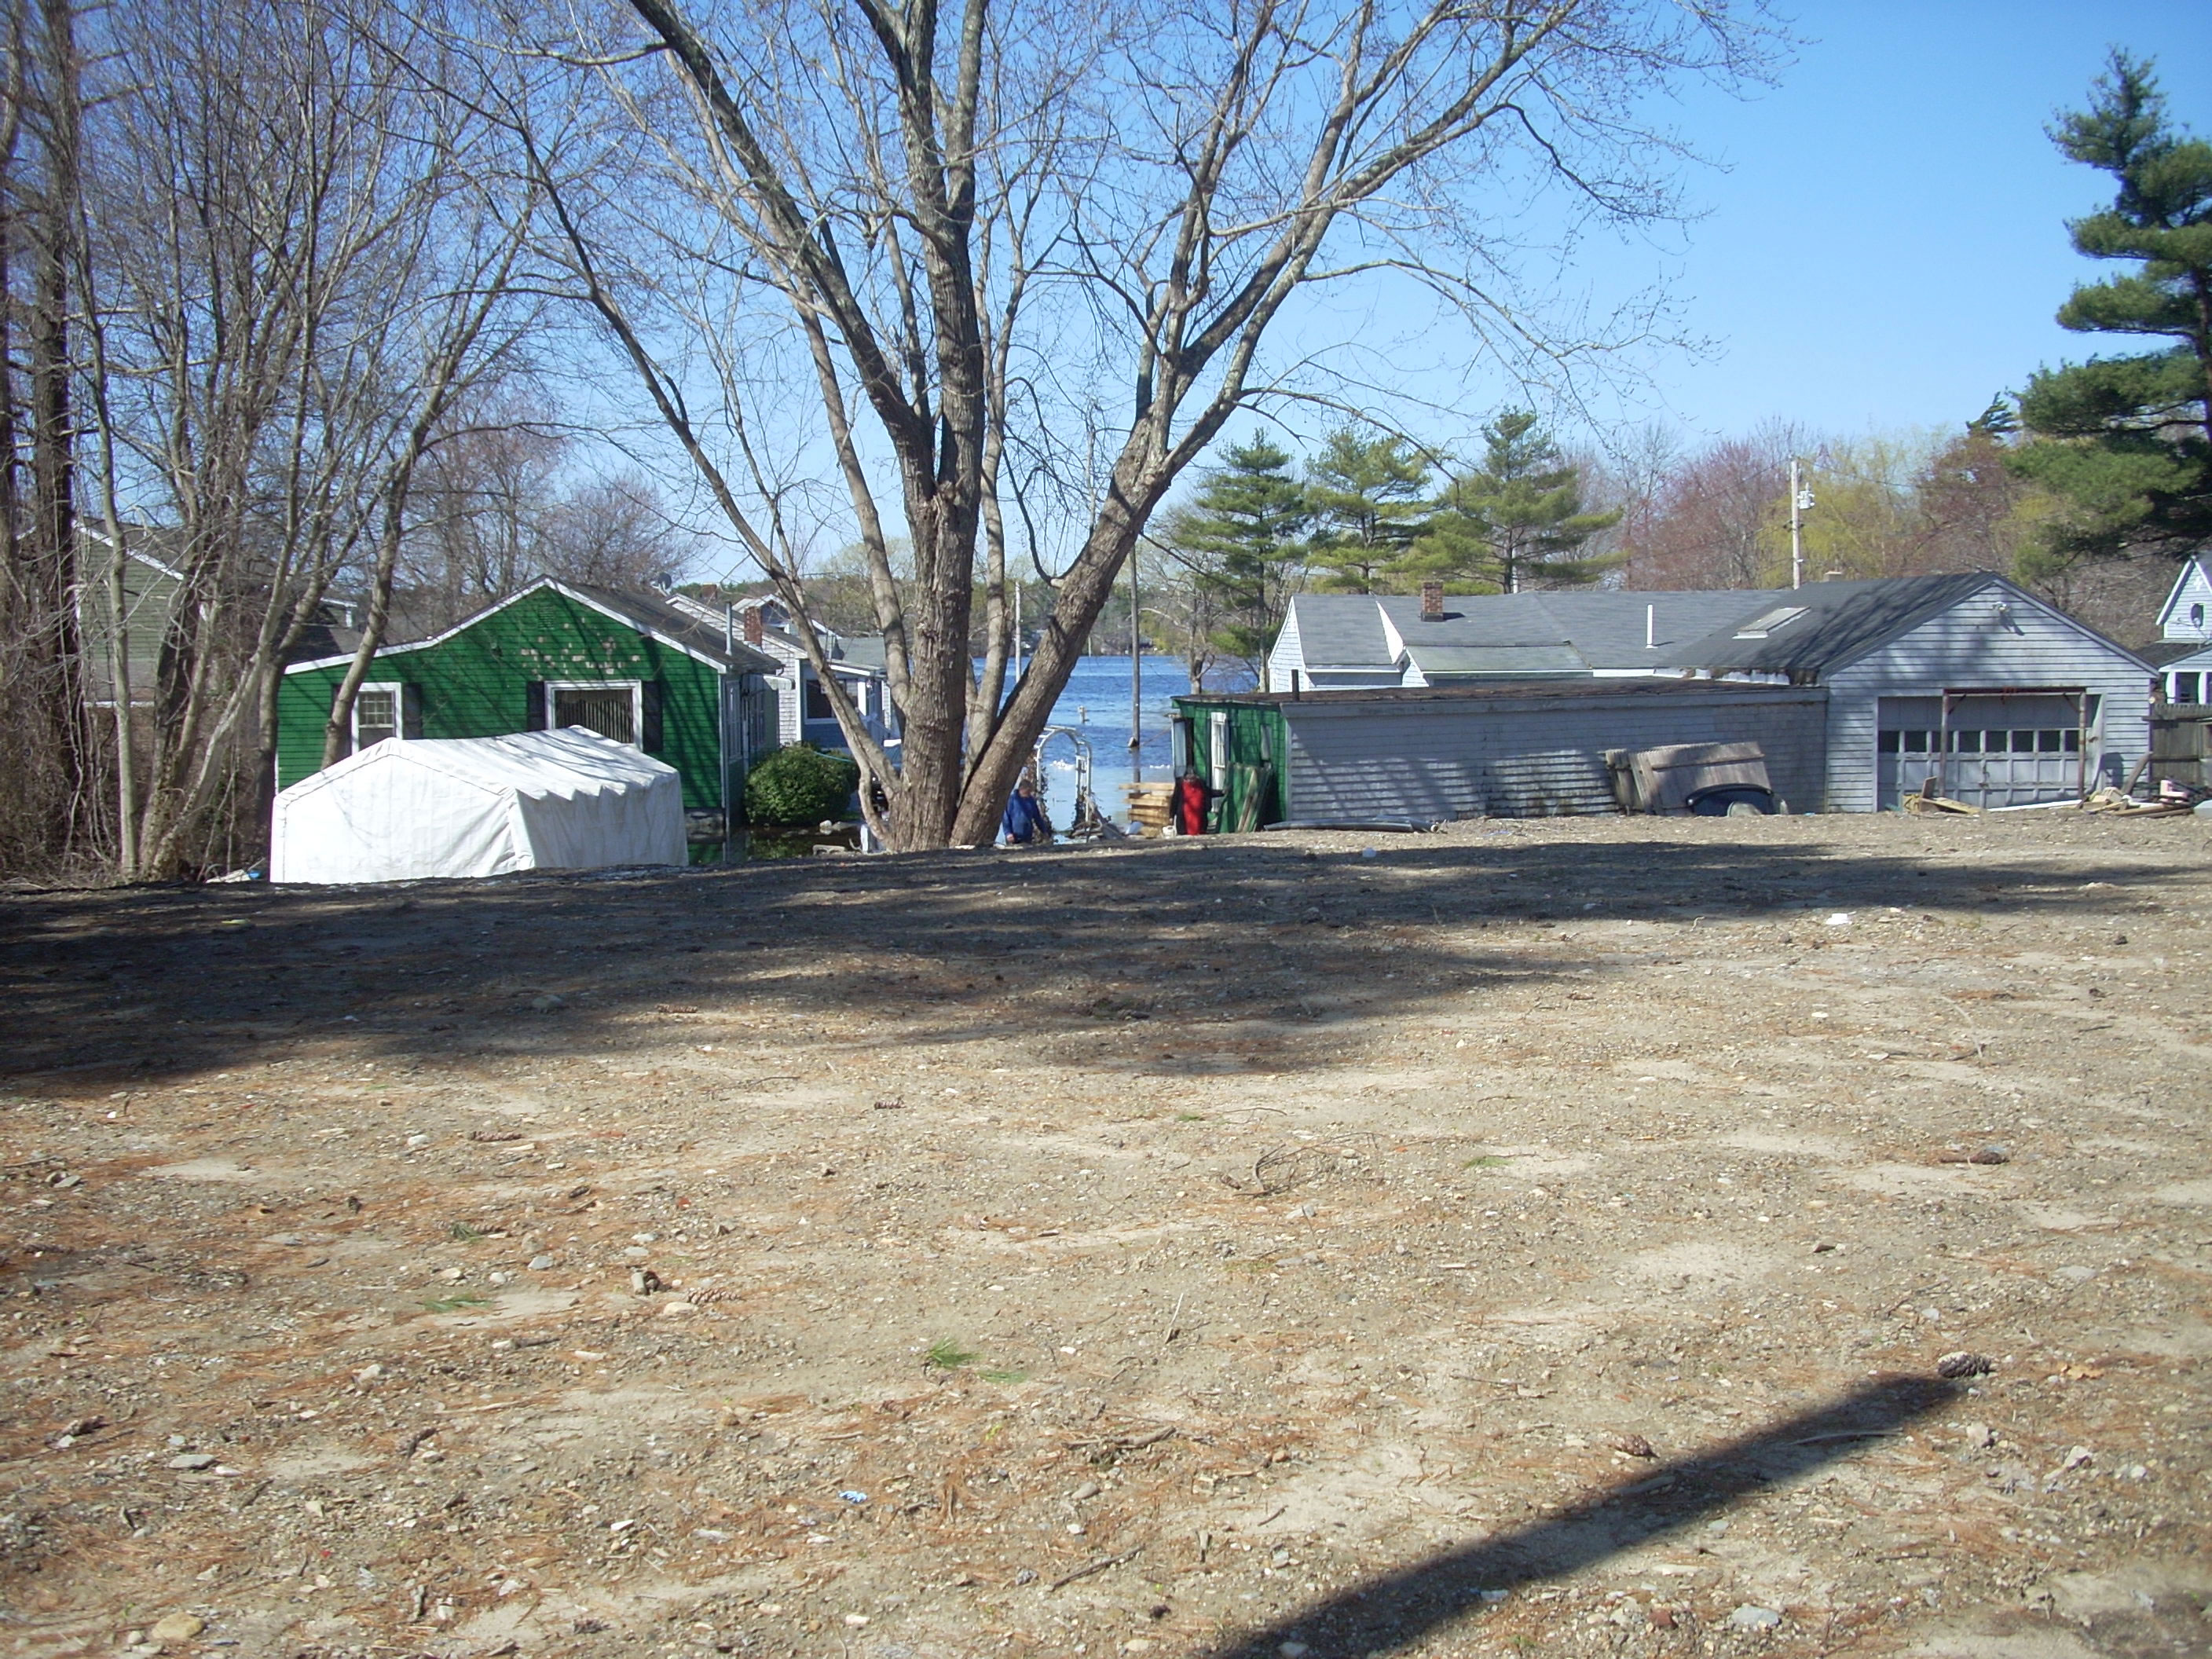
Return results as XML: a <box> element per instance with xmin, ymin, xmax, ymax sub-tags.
<box><xmin>1630</xmin><ymin>0</ymin><xmax>2212</xmax><ymax>440</ymax></box>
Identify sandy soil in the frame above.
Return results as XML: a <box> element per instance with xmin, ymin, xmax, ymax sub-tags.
<box><xmin>3</xmin><ymin>811</ymin><xmax>2209</xmax><ymax>1659</ymax></box>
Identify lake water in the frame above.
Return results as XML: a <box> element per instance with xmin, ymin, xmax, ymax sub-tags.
<box><xmin>1017</xmin><ymin>654</ymin><xmax>1252</xmax><ymax>827</ymax></box>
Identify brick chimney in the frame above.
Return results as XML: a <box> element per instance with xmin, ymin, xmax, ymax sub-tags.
<box><xmin>741</xmin><ymin>606</ymin><xmax>764</xmax><ymax>646</ymax></box>
<box><xmin>1420</xmin><ymin>580</ymin><xmax>1445</xmax><ymax>621</ymax></box>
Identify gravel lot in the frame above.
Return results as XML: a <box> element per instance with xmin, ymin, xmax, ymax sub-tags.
<box><xmin>3</xmin><ymin>810</ymin><xmax>2208</xmax><ymax>1659</ymax></box>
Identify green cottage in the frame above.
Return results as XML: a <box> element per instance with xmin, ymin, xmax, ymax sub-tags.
<box><xmin>277</xmin><ymin>580</ymin><xmax>783</xmax><ymax>852</ymax></box>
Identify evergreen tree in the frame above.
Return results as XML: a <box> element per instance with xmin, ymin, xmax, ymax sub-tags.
<box><xmin>1399</xmin><ymin>411</ymin><xmax>1621</xmax><ymax>593</ymax></box>
<box><xmin>1304</xmin><ymin>428</ymin><xmax>1433</xmax><ymax>592</ymax></box>
<box><xmin>1160</xmin><ymin>434</ymin><xmax>1310</xmax><ymax>681</ymax></box>
<box><xmin>2010</xmin><ymin>53</ymin><xmax>2212</xmax><ymax>570</ymax></box>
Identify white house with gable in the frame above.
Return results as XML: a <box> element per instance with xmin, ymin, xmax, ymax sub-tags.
<box><xmin>2150</xmin><ymin>557</ymin><xmax>2212</xmax><ymax>706</ymax></box>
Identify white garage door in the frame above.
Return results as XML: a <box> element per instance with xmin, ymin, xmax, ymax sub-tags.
<box><xmin>1877</xmin><ymin>694</ymin><xmax>2094</xmax><ymax>809</ymax></box>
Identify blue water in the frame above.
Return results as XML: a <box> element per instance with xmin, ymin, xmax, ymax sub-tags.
<box><xmin>1008</xmin><ymin>654</ymin><xmax>1253</xmax><ymax>825</ymax></box>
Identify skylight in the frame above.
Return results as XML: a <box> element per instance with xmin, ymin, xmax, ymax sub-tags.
<box><xmin>1734</xmin><ymin>605</ymin><xmax>1807</xmax><ymax>639</ymax></box>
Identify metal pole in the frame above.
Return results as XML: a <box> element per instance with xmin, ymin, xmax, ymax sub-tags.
<box><xmin>1789</xmin><ymin>457</ymin><xmax>1804</xmax><ymax>591</ymax></box>
<box><xmin>1129</xmin><ymin>541</ymin><xmax>1143</xmax><ymax>772</ymax></box>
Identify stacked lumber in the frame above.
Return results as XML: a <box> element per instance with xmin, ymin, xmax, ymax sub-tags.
<box><xmin>1123</xmin><ymin>782</ymin><xmax>1173</xmax><ymax>835</ymax></box>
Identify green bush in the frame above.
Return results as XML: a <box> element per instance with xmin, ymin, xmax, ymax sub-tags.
<box><xmin>744</xmin><ymin>742</ymin><xmax>860</xmax><ymax>826</ymax></box>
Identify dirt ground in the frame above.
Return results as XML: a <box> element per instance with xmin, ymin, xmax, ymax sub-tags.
<box><xmin>3</xmin><ymin>811</ymin><xmax>2208</xmax><ymax>1659</ymax></box>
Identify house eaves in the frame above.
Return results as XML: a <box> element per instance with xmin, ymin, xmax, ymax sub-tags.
<box><xmin>280</xmin><ymin>577</ymin><xmax>782</xmax><ymax>676</ymax></box>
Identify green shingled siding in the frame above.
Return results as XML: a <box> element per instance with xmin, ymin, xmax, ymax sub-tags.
<box><xmin>276</xmin><ymin>587</ymin><xmax>726</xmax><ymax>810</ymax></box>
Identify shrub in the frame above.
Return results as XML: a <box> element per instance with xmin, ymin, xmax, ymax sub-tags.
<box><xmin>744</xmin><ymin>742</ymin><xmax>860</xmax><ymax>826</ymax></box>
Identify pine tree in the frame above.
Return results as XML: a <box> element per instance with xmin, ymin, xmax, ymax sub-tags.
<box><xmin>2009</xmin><ymin>53</ymin><xmax>2212</xmax><ymax>569</ymax></box>
<box><xmin>1159</xmin><ymin>434</ymin><xmax>1310</xmax><ymax>681</ymax></box>
<box><xmin>1398</xmin><ymin>411</ymin><xmax>1621</xmax><ymax>593</ymax></box>
<box><xmin>1304</xmin><ymin>428</ymin><xmax>1432</xmax><ymax>592</ymax></box>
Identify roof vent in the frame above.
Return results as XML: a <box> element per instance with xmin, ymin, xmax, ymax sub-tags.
<box><xmin>1420</xmin><ymin>581</ymin><xmax>1445</xmax><ymax>621</ymax></box>
<box><xmin>1733</xmin><ymin>604</ymin><xmax>1807</xmax><ymax>640</ymax></box>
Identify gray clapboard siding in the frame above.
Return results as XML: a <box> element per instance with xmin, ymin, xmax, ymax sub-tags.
<box><xmin>1822</xmin><ymin>585</ymin><xmax>2150</xmax><ymax>811</ymax></box>
<box><xmin>1280</xmin><ymin>683</ymin><xmax>1827</xmax><ymax>820</ymax></box>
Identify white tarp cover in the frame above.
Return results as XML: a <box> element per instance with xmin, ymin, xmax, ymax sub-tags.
<box><xmin>271</xmin><ymin>728</ymin><xmax>686</xmax><ymax>884</ymax></box>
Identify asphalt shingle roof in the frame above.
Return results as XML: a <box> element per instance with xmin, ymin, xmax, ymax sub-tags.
<box><xmin>1285</xmin><ymin>573</ymin><xmax>2138</xmax><ymax>679</ymax></box>
<box><xmin>1289</xmin><ymin>594</ymin><xmax>1395</xmax><ymax>665</ymax></box>
<box><xmin>1666</xmin><ymin>573</ymin><xmax>2008</xmax><ymax>673</ymax></box>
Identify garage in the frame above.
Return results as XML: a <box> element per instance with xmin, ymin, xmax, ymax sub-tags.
<box><xmin>1875</xmin><ymin>690</ymin><xmax>2097</xmax><ymax>809</ymax></box>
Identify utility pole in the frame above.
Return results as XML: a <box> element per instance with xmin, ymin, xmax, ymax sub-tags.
<box><xmin>1789</xmin><ymin>459</ymin><xmax>1815</xmax><ymax>590</ymax></box>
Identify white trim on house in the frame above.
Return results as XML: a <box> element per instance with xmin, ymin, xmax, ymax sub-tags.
<box><xmin>82</xmin><ymin>526</ymin><xmax>189</xmax><ymax>584</ymax></box>
<box><xmin>280</xmin><ymin>577</ymin><xmax>734</xmax><ymax>674</ymax></box>
<box><xmin>545</xmin><ymin>679</ymin><xmax>644</xmax><ymax>747</ymax></box>
<box><xmin>2159</xmin><ymin>641</ymin><xmax>2212</xmax><ymax>705</ymax></box>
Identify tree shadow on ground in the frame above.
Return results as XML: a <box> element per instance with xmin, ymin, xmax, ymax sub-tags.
<box><xmin>1201</xmin><ymin>1374</ymin><xmax>1961</xmax><ymax>1658</ymax></box>
<box><xmin>0</xmin><ymin>824</ymin><xmax>2177</xmax><ymax>1087</ymax></box>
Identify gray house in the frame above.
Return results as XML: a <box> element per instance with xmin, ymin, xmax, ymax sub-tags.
<box><xmin>1265</xmin><ymin>574</ymin><xmax>2154</xmax><ymax>812</ymax></box>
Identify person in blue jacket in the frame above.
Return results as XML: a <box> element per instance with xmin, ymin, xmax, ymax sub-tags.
<box><xmin>1002</xmin><ymin>777</ymin><xmax>1052</xmax><ymax>845</ymax></box>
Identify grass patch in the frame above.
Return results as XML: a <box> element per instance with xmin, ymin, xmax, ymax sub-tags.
<box><xmin>449</xmin><ymin>1222</ymin><xmax>485</xmax><ymax>1241</ymax></box>
<box><xmin>925</xmin><ymin>1338</ymin><xmax>980</xmax><ymax>1371</ymax></box>
<box><xmin>1464</xmin><ymin>1155</ymin><xmax>1513</xmax><ymax>1169</ymax></box>
<box><xmin>924</xmin><ymin>1338</ymin><xmax>1024</xmax><ymax>1383</ymax></box>
<box><xmin>1175</xmin><ymin>1111</ymin><xmax>1206</xmax><ymax>1122</ymax></box>
<box><xmin>421</xmin><ymin>1291</ymin><xmax>491</xmax><ymax>1314</ymax></box>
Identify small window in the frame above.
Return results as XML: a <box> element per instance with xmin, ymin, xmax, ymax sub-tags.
<box><xmin>1903</xmin><ymin>730</ymin><xmax>1928</xmax><ymax>753</ymax></box>
<box><xmin>2062</xmin><ymin>729</ymin><xmax>2081</xmax><ymax>753</ymax></box>
<box><xmin>2011</xmin><ymin>731</ymin><xmax>2036</xmax><ymax>753</ymax></box>
<box><xmin>2175</xmin><ymin>672</ymin><xmax>2202</xmax><ymax>704</ymax></box>
<box><xmin>2037</xmin><ymin>729</ymin><xmax>2062</xmax><ymax>753</ymax></box>
<box><xmin>550</xmin><ymin>682</ymin><xmax>639</xmax><ymax>745</ymax></box>
<box><xmin>1953</xmin><ymin>729</ymin><xmax>1980</xmax><ymax>754</ymax></box>
<box><xmin>1733</xmin><ymin>605</ymin><xmax>1808</xmax><ymax>639</ymax></box>
<box><xmin>354</xmin><ymin>683</ymin><xmax>403</xmax><ymax>750</ymax></box>
<box><xmin>1877</xmin><ymin>731</ymin><xmax>1901</xmax><ymax>754</ymax></box>
<box><xmin>804</xmin><ymin>674</ymin><xmax>835</xmax><ymax>721</ymax></box>
<box><xmin>2192</xmin><ymin>602</ymin><xmax>2206</xmax><ymax>627</ymax></box>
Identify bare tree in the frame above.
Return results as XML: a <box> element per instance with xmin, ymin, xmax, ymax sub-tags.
<box><xmin>402</xmin><ymin>397</ymin><xmax>703</xmax><ymax>630</ymax></box>
<box><xmin>1622</xmin><ymin>419</ymin><xmax>1807</xmax><ymax>591</ymax></box>
<box><xmin>515</xmin><ymin>0</ymin><xmax>1771</xmax><ymax>848</ymax></box>
<box><xmin>75</xmin><ymin>0</ymin><xmax>536</xmax><ymax>873</ymax></box>
<box><xmin>0</xmin><ymin>0</ymin><xmax>104</xmax><ymax>875</ymax></box>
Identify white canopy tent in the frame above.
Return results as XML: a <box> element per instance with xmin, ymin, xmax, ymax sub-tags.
<box><xmin>271</xmin><ymin>729</ymin><xmax>687</xmax><ymax>884</ymax></box>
